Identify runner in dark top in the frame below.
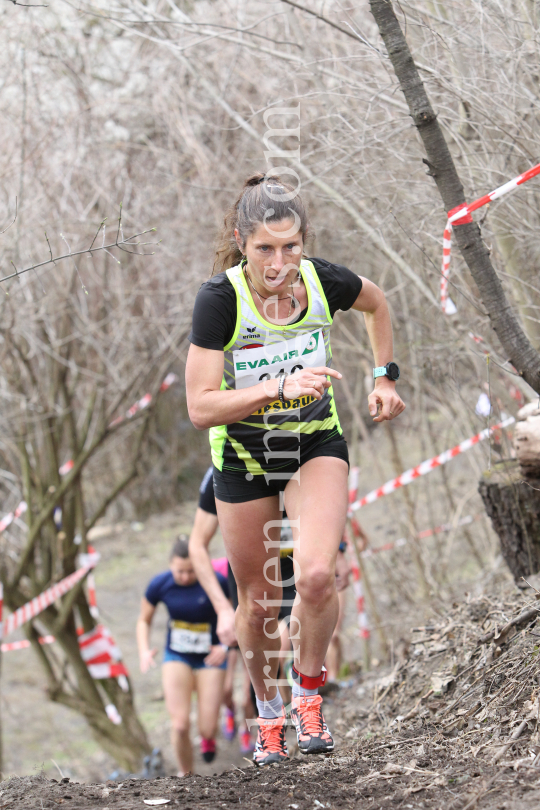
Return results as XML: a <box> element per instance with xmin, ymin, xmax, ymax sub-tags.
<box><xmin>137</xmin><ymin>537</ymin><xmax>228</xmax><ymax>776</ymax></box>
<box><xmin>186</xmin><ymin>173</ymin><xmax>405</xmax><ymax>765</ymax></box>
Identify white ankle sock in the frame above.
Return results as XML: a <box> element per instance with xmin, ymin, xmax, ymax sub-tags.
<box><xmin>256</xmin><ymin>691</ymin><xmax>284</xmax><ymax>719</ymax></box>
<box><xmin>292</xmin><ymin>682</ymin><xmax>318</xmax><ymax>699</ymax></box>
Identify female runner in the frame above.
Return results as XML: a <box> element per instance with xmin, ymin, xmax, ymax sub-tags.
<box><xmin>185</xmin><ymin>174</ymin><xmax>405</xmax><ymax>765</ymax></box>
<box><xmin>137</xmin><ymin>537</ymin><xmax>228</xmax><ymax>775</ymax></box>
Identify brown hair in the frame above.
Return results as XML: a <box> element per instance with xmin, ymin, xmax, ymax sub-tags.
<box><xmin>213</xmin><ymin>172</ymin><xmax>309</xmax><ymax>275</ymax></box>
<box><xmin>170</xmin><ymin>535</ymin><xmax>189</xmax><ymax>560</ymax></box>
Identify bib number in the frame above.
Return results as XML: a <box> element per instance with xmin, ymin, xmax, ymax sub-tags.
<box><xmin>169</xmin><ymin>620</ymin><xmax>211</xmax><ymax>654</ymax></box>
<box><xmin>258</xmin><ymin>364</ymin><xmax>304</xmax><ymax>382</ymax></box>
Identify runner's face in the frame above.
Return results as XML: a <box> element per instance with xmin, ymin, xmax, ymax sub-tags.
<box><xmin>241</xmin><ymin>218</ymin><xmax>304</xmax><ymax>293</ymax></box>
<box><xmin>170</xmin><ymin>556</ymin><xmax>197</xmax><ymax>586</ymax></box>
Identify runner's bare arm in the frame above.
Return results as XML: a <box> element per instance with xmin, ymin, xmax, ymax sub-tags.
<box><xmin>186</xmin><ymin>344</ymin><xmax>341</xmax><ymax>430</ymax></box>
<box><xmin>188</xmin><ymin>507</ymin><xmax>237</xmax><ymax>647</ymax></box>
<box><xmin>137</xmin><ymin>597</ymin><xmax>158</xmax><ymax>673</ymax></box>
<box><xmin>352</xmin><ymin>277</ymin><xmax>405</xmax><ymax>422</ymax></box>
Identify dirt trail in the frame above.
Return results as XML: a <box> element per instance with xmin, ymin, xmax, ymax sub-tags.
<box><xmin>1</xmin><ymin>504</ymin><xmax>363</xmax><ymax>781</ymax></box>
<box><xmin>5</xmin><ymin>465</ymin><xmax>537</xmax><ymax>806</ymax></box>
<box><xmin>7</xmin><ymin>564</ymin><xmax>540</xmax><ymax>807</ymax></box>
<box><xmin>4</xmin><ymin>684</ymin><xmax>540</xmax><ymax>810</ymax></box>
<box><xmin>5</xmin><ymin>547</ymin><xmax>540</xmax><ymax>806</ymax></box>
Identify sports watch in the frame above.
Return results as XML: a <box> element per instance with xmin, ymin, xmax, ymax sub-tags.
<box><xmin>373</xmin><ymin>362</ymin><xmax>400</xmax><ymax>382</ymax></box>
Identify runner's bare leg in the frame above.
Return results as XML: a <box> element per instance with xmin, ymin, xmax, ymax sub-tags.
<box><xmin>284</xmin><ymin>456</ymin><xmax>349</xmax><ymax>678</ymax></box>
<box><xmin>162</xmin><ymin>661</ymin><xmax>195</xmax><ymax>775</ymax></box>
<box><xmin>196</xmin><ymin>666</ymin><xmax>227</xmax><ymax>740</ymax></box>
<box><xmin>216</xmin><ymin>494</ymin><xmax>283</xmax><ymax>703</ymax></box>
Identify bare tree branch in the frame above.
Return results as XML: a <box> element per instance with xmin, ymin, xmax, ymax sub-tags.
<box><xmin>369</xmin><ymin>0</ymin><xmax>540</xmax><ymax>394</ymax></box>
<box><xmin>0</xmin><ymin>224</ymin><xmax>157</xmax><ymax>285</ymax></box>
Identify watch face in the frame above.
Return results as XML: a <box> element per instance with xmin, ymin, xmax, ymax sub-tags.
<box><xmin>387</xmin><ymin>362</ymin><xmax>400</xmax><ymax>381</ymax></box>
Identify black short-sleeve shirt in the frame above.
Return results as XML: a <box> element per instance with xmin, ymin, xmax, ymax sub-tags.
<box><xmin>189</xmin><ymin>257</ymin><xmax>362</xmax><ymax>351</ymax></box>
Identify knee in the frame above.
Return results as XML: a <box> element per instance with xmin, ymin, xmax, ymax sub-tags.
<box><xmin>238</xmin><ymin>586</ymin><xmax>281</xmax><ymax>631</ymax></box>
<box><xmin>170</xmin><ymin>716</ymin><xmax>190</xmax><ymax>735</ymax></box>
<box><xmin>295</xmin><ymin>561</ymin><xmax>335</xmax><ymax>605</ymax></box>
<box><xmin>199</xmin><ymin>718</ymin><xmax>217</xmax><ymax>739</ymax></box>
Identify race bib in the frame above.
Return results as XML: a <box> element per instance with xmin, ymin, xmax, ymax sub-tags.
<box><xmin>169</xmin><ymin>620</ymin><xmax>211</xmax><ymax>654</ymax></box>
<box><xmin>280</xmin><ymin>517</ymin><xmax>294</xmax><ymax>556</ymax></box>
<box><xmin>252</xmin><ymin>394</ymin><xmax>316</xmax><ymax>416</ymax></box>
<box><xmin>233</xmin><ymin>329</ymin><xmax>326</xmax><ymax>391</ymax></box>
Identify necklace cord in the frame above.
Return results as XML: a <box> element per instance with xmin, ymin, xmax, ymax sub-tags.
<box><xmin>243</xmin><ymin>266</ymin><xmax>302</xmax><ymax>326</ymax></box>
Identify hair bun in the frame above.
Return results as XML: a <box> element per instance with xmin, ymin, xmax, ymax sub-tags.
<box><xmin>245</xmin><ymin>173</ymin><xmax>267</xmax><ymax>187</ymax></box>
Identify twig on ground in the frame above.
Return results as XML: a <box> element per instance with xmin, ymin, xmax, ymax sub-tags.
<box><xmin>492</xmin><ymin>720</ymin><xmax>528</xmax><ymax>764</ymax></box>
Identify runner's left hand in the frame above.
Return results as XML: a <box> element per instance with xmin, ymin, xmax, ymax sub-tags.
<box><xmin>204</xmin><ymin>644</ymin><xmax>228</xmax><ymax>667</ymax></box>
<box><xmin>368</xmin><ymin>381</ymin><xmax>405</xmax><ymax>422</ymax></box>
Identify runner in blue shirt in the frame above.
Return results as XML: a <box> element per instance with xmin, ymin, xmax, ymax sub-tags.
<box><xmin>137</xmin><ymin>537</ymin><xmax>229</xmax><ymax>776</ymax></box>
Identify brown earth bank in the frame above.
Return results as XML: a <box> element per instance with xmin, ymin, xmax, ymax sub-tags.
<box><xmin>6</xmin><ymin>570</ymin><xmax>540</xmax><ymax>809</ymax></box>
<box><xmin>4</xmin><ymin>718</ymin><xmax>540</xmax><ymax>810</ymax></box>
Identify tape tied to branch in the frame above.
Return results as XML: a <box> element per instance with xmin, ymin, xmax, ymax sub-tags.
<box><xmin>0</xmin><ymin>548</ymin><xmax>129</xmax><ymax>698</ymax></box>
<box><xmin>440</xmin><ymin>163</ymin><xmax>540</xmax><ymax>313</ymax></box>
<box><xmin>349</xmin><ymin>416</ymin><xmax>515</xmax><ymax>513</ymax></box>
<box><xmin>0</xmin><ymin>373</ymin><xmax>179</xmax><ymax>534</ymax></box>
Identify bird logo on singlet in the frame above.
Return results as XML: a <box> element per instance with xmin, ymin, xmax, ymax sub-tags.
<box><xmin>241</xmin><ymin>326</ymin><xmax>262</xmax><ymax>341</ymax></box>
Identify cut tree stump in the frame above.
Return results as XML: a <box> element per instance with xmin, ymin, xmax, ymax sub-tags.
<box><xmin>514</xmin><ymin>403</ymin><xmax>540</xmax><ymax>479</ymax></box>
<box><xmin>479</xmin><ymin>467</ymin><xmax>540</xmax><ymax>581</ymax></box>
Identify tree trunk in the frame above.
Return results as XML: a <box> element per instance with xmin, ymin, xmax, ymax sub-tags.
<box><xmin>29</xmin><ymin>619</ymin><xmax>152</xmax><ymax>774</ymax></box>
<box><xmin>56</xmin><ymin>678</ymin><xmax>151</xmax><ymax>774</ymax></box>
<box><xmin>479</xmin><ymin>470</ymin><xmax>540</xmax><ymax>581</ymax></box>
<box><xmin>368</xmin><ymin>0</ymin><xmax>540</xmax><ymax>395</ymax></box>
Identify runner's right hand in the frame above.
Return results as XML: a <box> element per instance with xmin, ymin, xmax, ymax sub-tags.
<box><xmin>282</xmin><ymin>366</ymin><xmax>342</xmax><ymax>402</ymax></box>
<box><xmin>140</xmin><ymin>648</ymin><xmax>158</xmax><ymax>673</ymax></box>
<box><xmin>217</xmin><ymin>606</ymin><xmax>237</xmax><ymax>646</ymax></box>
<box><xmin>204</xmin><ymin>644</ymin><xmax>228</xmax><ymax>667</ymax></box>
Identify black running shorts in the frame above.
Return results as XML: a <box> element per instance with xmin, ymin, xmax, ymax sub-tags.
<box><xmin>213</xmin><ymin>435</ymin><xmax>349</xmax><ymax>504</ymax></box>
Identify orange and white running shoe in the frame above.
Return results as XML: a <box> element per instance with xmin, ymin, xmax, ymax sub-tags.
<box><xmin>253</xmin><ymin>710</ymin><xmax>289</xmax><ymax>766</ymax></box>
<box><xmin>291</xmin><ymin>694</ymin><xmax>334</xmax><ymax>755</ymax></box>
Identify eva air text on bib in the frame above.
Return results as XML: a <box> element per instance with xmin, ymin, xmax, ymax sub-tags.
<box><xmin>233</xmin><ymin>329</ymin><xmax>326</xmax><ymax>390</ymax></box>
<box><xmin>169</xmin><ymin>620</ymin><xmax>212</xmax><ymax>654</ymax></box>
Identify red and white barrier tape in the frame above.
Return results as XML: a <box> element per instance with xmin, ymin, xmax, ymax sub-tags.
<box><xmin>349</xmin><ymin>416</ymin><xmax>515</xmax><ymax>514</ymax></box>
<box><xmin>346</xmin><ymin>525</ymin><xmax>370</xmax><ymax>641</ymax></box>
<box><xmin>2</xmin><ymin>550</ymin><xmax>100</xmax><ymax>637</ymax></box>
<box><xmin>107</xmin><ymin>372</ymin><xmax>178</xmax><ymax>429</ymax></box>
<box><xmin>346</xmin><ymin>471</ymin><xmax>371</xmax><ymax>641</ymax></box>
<box><xmin>79</xmin><ymin>624</ymin><xmax>128</xmax><ymax>685</ymax></box>
<box><xmin>441</xmin><ymin>163</ymin><xmax>540</xmax><ymax>312</ymax></box>
<box><xmin>2</xmin><ymin>635</ymin><xmax>55</xmax><ymax>653</ymax></box>
<box><xmin>87</xmin><ymin>573</ymin><xmax>99</xmax><ymax>619</ymax></box>
<box><xmin>1</xmin><ymin>549</ymin><xmax>129</xmax><ymax>695</ymax></box>
<box><xmin>360</xmin><ymin>513</ymin><xmax>481</xmax><ymax>559</ymax></box>
<box><xmin>0</xmin><ymin>501</ymin><xmax>27</xmax><ymax>534</ymax></box>
<box><xmin>1</xmin><ymin>373</ymin><xmax>179</xmax><ymax>531</ymax></box>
